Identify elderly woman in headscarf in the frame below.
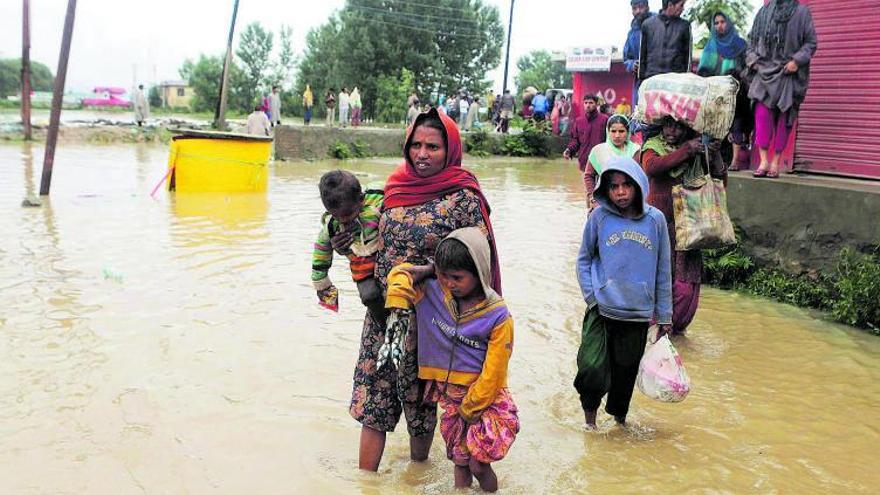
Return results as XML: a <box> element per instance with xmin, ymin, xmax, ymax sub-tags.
<box><xmin>745</xmin><ymin>0</ymin><xmax>817</xmax><ymax>178</ymax></box>
<box><xmin>346</xmin><ymin>107</ymin><xmax>501</xmax><ymax>471</ymax></box>
<box><xmin>697</xmin><ymin>11</ymin><xmax>750</xmax><ymax>170</ymax></box>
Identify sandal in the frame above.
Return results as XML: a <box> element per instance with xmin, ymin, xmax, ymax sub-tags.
<box><xmin>753</xmin><ymin>169</ymin><xmax>767</xmax><ymax>177</ymax></box>
<box><xmin>766</xmin><ymin>170</ymin><xmax>779</xmax><ymax>179</ymax></box>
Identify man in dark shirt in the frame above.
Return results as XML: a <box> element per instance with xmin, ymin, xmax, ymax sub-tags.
<box><xmin>563</xmin><ymin>94</ymin><xmax>609</xmax><ymax>207</ymax></box>
<box><xmin>498</xmin><ymin>90</ymin><xmax>516</xmax><ymax>134</ymax></box>
<box><xmin>638</xmin><ymin>0</ymin><xmax>692</xmax><ymax>83</ymax></box>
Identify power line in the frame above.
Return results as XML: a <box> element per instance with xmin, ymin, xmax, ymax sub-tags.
<box><xmin>344</xmin><ymin>12</ymin><xmax>489</xmax><ymax>39</ymax></box>
<box><xmin>345</xmin><ymin>10</ymin><xmax>487</xmax><ymax>37</ymax></box>
<box><xmin>347</xmin><ymin>2</ymin><xmax>487</xmax><ymax>28</ymax></box>
<box><xmin>349</xmin><ymin>0</ymin><xmax>491</xmax><ymax>16</ymax></box>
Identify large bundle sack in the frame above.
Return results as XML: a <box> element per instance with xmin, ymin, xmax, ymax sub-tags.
<box><xmin>636</xmin><ymin>73</ymin><xmax>739</xmax><ymax>139</ymax></box>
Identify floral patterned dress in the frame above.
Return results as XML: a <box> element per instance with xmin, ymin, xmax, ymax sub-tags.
<box><xmin>349</xmin><ymin>188</ymin><xmax>489</xmax><ymax>435</ymax></box>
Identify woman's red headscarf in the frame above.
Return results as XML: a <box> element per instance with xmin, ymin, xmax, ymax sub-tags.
<box><xmin>384</xmin><ymin>107</ymin><xmax>502</xmax><ymax>294</ymax></box>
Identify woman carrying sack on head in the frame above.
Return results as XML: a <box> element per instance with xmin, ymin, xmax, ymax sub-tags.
<box><xmin>640</xmin><ymin>117</ymin><xmax>726</xmax><ymax>335</ymax></box>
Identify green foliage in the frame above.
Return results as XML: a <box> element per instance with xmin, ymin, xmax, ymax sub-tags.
<box><xmin>703</xmin><ymin>242</ymin><xmax>754</xmax><ymax>288</ymax></box>
<box><xmin>832</xmin><ymin>248</ymin><xmax>880</xmax><ymax>332</ymax></box>
<box><xmin>273</xmin><ymin>25</ymin><xmax>297</xmax><ymax>88</ymax></box>
<box><xmin>236</xmin><ymin>22</ymin><xmax>274</xmax><ymax>107</ymax></box>
<box><xmin>685</xmin><ymin>0</ymin><xmax>754</xmax><ymax>49</ymax></box>
<box><xmin>295</xmin><ymin>0</ymin><xmax>503</xmax><ymax>120</ymax></box>
<box><xmin>329</xmin><ymin>140</ymin><xmax>353</xmax><ymax>159</ymax></box>
<box><xmin>330</xmin><ymin>139</ymin><xmax>374</xmax><ymax>159</ymax></box>
<box><xmin>514</xmin><ymin>50</ymin><xmax>571</xmax><ymax>96</ymax></box>
<box><xmin>148</xmin><ymin>86</ymin><xmax>163</xmax><ymax>108</ymax></box>
<box><xmin>351</xmin><ymin>139</ymin><xmax>372</xmax><ymax>158</ymax></box>
<box><xmin>179</xmin><ymin>54</ymin><xmax>248</xmax><ymax>113</ymax></box>
<box><xmin>744</xmin><ymin>269</ymin><xmax>834</xmax><ymax>311</ymax></box>
<box><xmin>0</xmin><ymin>58</ymin><xmax>54</xmax><ymax>98</ymax></box>
<box><xmin>501</xmin><ymin>120</ymin><xmax>552</xmax><ymax>157</ymax></box>
<box><xmin>464</xmin><ymin>128</ymin><xmax>493</xmax><ymax>157</ymax></box>
<box><xmin>374</xmin><ymin>68</ymin><xmax>415</xmax><ymax>124</ymax></box>
<box><xmin>703</xmin><ymin>241</ymin><xmax>880</xmax><ymax>333</ymax></box>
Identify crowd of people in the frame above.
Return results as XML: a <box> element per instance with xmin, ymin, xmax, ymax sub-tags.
<box><xmin>304</xmin><ymin>1</ymin><xmax>819</xmax><ymax>491</ymax></box>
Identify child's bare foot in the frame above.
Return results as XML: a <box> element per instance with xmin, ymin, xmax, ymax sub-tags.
<box><xmin>584</xmin><ymin>409</ymin><xmax>598</xmax><ymax>430</ymax></box>
<box><xmin>454</xmin><ymin>465</ymin><xmax>473</xmax><ymax>488</ymax></box>
<box><xmin>469</xmin><ymin>459</ymin><xmax>498</xmax><ymax>492</ymax></box>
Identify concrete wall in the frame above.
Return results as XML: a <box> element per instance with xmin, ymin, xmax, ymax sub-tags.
<box><xmin>274</xmin><ymin>125</ymin><xmax>567</xmax><ymax>161</ymax></box>
<box><xmin>727</xmin><ymin>174</ymin><xmax>880</xmax><ymax>275</ymax></box>
<box><xmin>275</xmin><ymin>125</ymin><xmax>406</xmax><ymax>161</ymax></box>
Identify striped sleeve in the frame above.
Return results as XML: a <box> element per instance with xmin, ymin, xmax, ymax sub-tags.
<box><xmin>311</xmin><ymin>215</ymin><xmax>334</xmax><ymax>290</ymax></box>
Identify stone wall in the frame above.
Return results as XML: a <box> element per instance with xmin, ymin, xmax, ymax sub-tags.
<box><xmin>274</xmin><ymin>125</ymin><xmax>406</xmax><ymax>161</ymax></box>
<box><xmin>726</xmin><ymin>174</ymin><xmax>880</xmax><ymax>274</ymax></box>
<box><xmin>274</xmin><ymin>125</ymin><xmax>567</xmax><ymax>161</ymax></box>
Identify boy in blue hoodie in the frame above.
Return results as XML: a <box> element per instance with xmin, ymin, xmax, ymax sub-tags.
<box><xmin>574</xmin><ymin>156</ymin><xmax>673</xmax><ymax>429</ymax></box>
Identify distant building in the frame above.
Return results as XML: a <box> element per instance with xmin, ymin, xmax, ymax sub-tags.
<box><xmin>159</xmin><ymin>80</ymin><xmax>193</xmax><ymax>109</ymax></box>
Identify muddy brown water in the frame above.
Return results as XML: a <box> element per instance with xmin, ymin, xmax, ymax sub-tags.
<box><xmin>1</xmin><ymin>143</ymin><xmax>878</xmax><ymax>494</ymax></box>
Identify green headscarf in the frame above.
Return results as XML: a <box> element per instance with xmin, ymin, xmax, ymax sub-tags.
<box><xmin>588</xmin><ymin>114</ymin><xmax>640</xmax><ymax>174</ymax></box>
<box><xmin>642</xmin><ymin>132</ymin><xmax>704</xmax><ymax>183</ymax></box>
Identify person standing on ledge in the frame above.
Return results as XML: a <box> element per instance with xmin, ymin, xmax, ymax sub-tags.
<box><xmin>269</xmin><ymin>85</ymin><xmax>282</xmax><ymax>127</ymax></box>
<box><xmin>623</xmin><ymin>0</ymin><xmax>654</xmax><ymax>106</ymax></box>
<box><xmin>638</xmin><ymin>0</ymin><xmax>692</xmax><ymax>83</ymax></box>
<box><xmin>133</xmin><ymin>84</ymin><xmax>149</xmax><ymax>127</ymax></box>
<box><xmin>746</xmin><ymin>0</ymin><xmax>817</xmax><ymax>178</ymax></box>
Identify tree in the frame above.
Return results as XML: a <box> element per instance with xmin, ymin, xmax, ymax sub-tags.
<box><xmin>148</xmin><ymin>86</ymin><xmax>163</xmax><ymax>108</ymax></box>
<box><xmin>180</xmin><ymin>54</ymin><xmax>247</xmax><ymax>113</ymax></box>
<box><xmin>236</xmin><ymin>22</ymin><xmax>274</xmax><ymax>108</ymax></box>
<box><xmin>374</xmin><ymin>68</ymin><xmax>415</xmax><ymax>124</ymax></box>
<box><xmin>685</xmin><ymin>0</ymin><xmax>754</xmax><ymax>49</ymax></box>
<box><xmin>295</xmin><ymin>0</ymin><xmax>503</xmax><ymax>122</ymax></box>
<box><xmin>514</xmin><ymin>50</ymin><xmax>571</xmax><ymax>96</ymax></box>
<box><xmin>0</xmin><ymin>58</ymin><xmax>54</xmax><ymax>98</ymax></box>
<box><xmin>273</xmin><ymin>24</ymin><xmax>296</xmax><ymax>88</ymax></box>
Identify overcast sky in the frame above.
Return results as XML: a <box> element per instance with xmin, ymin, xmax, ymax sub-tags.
<box><xmin>0</xmin><ymin>0</ymin><xmax>762</xmax><ymax>94</ymax></box>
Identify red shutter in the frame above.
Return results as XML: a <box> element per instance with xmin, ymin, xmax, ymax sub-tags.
<box><xmin>794</xmin><ymin>0</ymin><xmax>880</xmax><ymax>179</ymax></box>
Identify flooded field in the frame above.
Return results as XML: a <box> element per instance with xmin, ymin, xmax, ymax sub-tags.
<box><xmin>1</xmin><ymin>142</ymin><xmax>878</xmax><ymax>494</ymax></box>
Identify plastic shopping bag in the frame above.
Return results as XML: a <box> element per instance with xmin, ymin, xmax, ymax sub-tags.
<box><xmin>637</xmin><ymin>335</ymin><xmax>690</xmax><ymax>402</ymax></box>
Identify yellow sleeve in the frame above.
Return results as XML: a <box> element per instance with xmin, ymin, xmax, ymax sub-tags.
<box><xmin>459</xmin><ymin>316</ymin><xmax>513</xmax><ymax>422</ymax></box>
<box><xmin>385</xmin><ymin>264</ymin><xmax>418</xmax><ymax>309</ymax></box>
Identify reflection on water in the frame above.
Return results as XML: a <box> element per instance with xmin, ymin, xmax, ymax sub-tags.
<box><xmin>0</xmin><ymin>144</ymin><xmax>878</xmax><ymax>493</ymax></box>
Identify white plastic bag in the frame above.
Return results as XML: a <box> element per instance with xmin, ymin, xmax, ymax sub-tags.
<box><xmin>636</xmin><ymin>334</ymin><xmax>690</xmax><ymax>402</ymax></box>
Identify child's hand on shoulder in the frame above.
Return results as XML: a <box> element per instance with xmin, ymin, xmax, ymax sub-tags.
<box><xmin>402</xmin><ymin>262</ymin><xmax>435</xmax><ymax>284</ymax></box>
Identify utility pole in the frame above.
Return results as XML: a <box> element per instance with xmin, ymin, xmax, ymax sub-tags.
<box><xmin>501</xmin><ymin>0</ymin><xmax>515</xmax><ymax>93</ymax></box>
<box><xmin>214</xmin><ymin>0</ymin><xmax>240</xmax><ymax>131</ymax></box>
<box><xmin>21</xmin><ymin>0</ymin><xmax>32</xmax><ymax>140</ymax></box>
<box><xmin>39</xmin><ymin>0</ymin><xmax>77</xmax><ymax>196</ymax></box>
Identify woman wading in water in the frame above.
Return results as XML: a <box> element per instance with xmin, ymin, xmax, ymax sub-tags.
<box><xmin>345</xmin><ymin>108</ymin><xmax>502</xmax><ymax>471</ymax></box>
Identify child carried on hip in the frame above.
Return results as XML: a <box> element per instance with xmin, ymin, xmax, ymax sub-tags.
<box><xmin>311</xmin><ymin>170</ymin><xmax>385</xmax><ymax>318</ymax></box>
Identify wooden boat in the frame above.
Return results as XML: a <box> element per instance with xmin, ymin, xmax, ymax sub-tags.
<box><xmin>165</xmin><ymin>129</ymin><xmax>272</xmax><ymax>193</ymax></box>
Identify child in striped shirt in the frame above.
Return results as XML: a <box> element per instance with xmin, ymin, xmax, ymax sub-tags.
<box><xmin>312</xmin><ymin>170</ymin><xmax>384</xmax><ymax>317</ymax></box>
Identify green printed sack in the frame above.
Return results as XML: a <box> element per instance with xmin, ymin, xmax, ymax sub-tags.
<box><xmin>672</xmin><ymin>173</ymin><xmax>736</xmax><ymax>251</ymax></box>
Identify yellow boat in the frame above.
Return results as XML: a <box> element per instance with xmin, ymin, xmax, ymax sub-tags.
<box><xmin>165</xmin><ymin>129</ymin><xmax>272</xmax><ymax>193</ymax></box>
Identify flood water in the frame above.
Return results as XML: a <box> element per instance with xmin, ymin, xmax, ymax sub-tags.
<box><xmin>1</xmin><ymin>142</ymin><xmax>878</xmax><ymax>494</ymax></box>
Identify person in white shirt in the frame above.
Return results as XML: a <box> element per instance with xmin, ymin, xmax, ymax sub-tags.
<box><xmin>338</xmin><ymin>87</ymin><xmax>351</xmax><ymax>127</ymax></box>
<box><xmin>246</xmin><ymin>105</ymin><xmax>271</xmax><ymax>136</ymax></box>
<box><xmin>269</xmin><ymin>85</ymin><xmax>282</xmax><ymax>126</ymax></box>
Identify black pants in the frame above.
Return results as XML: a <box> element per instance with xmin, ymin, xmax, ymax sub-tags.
<box><xmin>573</xmin><ymin>308</ymin><xmax>648</xmax><ymax>418</ymax></box>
